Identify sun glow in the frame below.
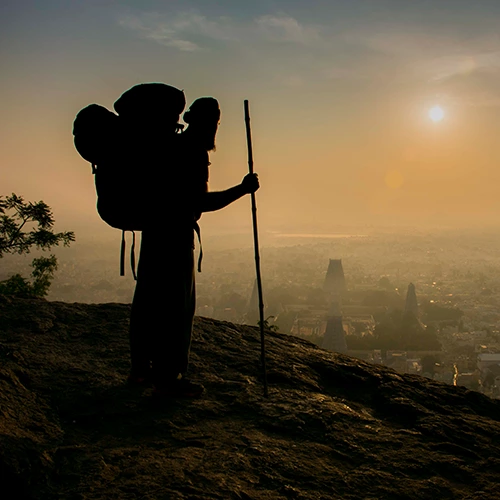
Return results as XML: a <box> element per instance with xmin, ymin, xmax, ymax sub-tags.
<box><xmin>429</xmin><ymin>106</ymin><xmax>444</xmax><ymax>122</ymax></box>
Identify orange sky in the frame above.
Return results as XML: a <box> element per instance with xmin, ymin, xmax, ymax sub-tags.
<box><xmin>2</xmin><ymin>1</ymin><xmax>500</xmax><ymax>241</ymax></box>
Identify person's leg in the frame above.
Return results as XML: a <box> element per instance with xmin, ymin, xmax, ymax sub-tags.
<box><xmin>151</xmin><ymin>239</ymin><xmax>203</xmax><ymax>396</ymax></box>
<box><xmin>177</xmin><ymin>246</ymin><xmax>196</xmax><ymax>376</ymax></box>
<box><xmin>129</xmin><ymin>279</ymin><xmax>152</xmax><ymax>380</ymax></box>
<box><xmin>128</xmin><ymin>233</ymin><xmax>154</xmax><ymax>381</ymax></box>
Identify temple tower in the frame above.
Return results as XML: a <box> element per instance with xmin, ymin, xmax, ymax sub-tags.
<box><xmin>404</xmin><ymin>282</ymin><xmax>419</xmax><ymax>318</ymax></box>
<box><xmin>322</xmin><ymin>299</ymin><xmax>347</xmax><ymax>353</ymax></box>
<box><xmin>323</xmin><ymin>259</ymin><xmax>346</xmax><ymax>296</ymax></box>
<box><xmin>246</xmin><ymin>279</ymin><xmax>263</xmax><ymax>325</ymax></box>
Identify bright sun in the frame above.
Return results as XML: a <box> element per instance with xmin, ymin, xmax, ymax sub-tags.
<box><xmin>429</xmin><ymin>106</ymin><xmax>444</xmax><ymax>122</ymax></box>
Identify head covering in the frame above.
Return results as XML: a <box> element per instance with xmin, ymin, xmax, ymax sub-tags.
<box><xmin>183</xmin><ymin>97</ymin><xmax>220</xmax><ymax>124</ymax></box>
<box><xmin>113</xmin><ymin>83</ymin><xmax>186</xmax><ymax>120</ymax></box>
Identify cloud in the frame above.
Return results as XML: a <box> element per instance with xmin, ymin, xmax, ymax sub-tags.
<box><xmin>349</xmin><ymin>28</ymin><xmax>500</xmax><ymax>82</ymax></box>
<box><xmin>118</xmin><ymin>12</ymin><xmax>199</xmax><ymax>51</ymax></box>
<box><xmin>169</xmin><ymin>11</ymin><xmax>236</xmax><ymax>41</ymax></box>
<box><xmin>119</xmin><ymin>10</ymin><xmax>320</xmax><ymax>50</ymax></box>
<box><xmin>118</xmin><ymin>10</ymin><xmax>237</xmax><ymax>51</ymax></box>
<box><xmin>426</xmin><ymin>51</ymin><xmax>500</xmax><ymax>82</ymax></box>
<box><xmin>434</xmin><ymin>67</ymin><xmax>500</xmax><ymax>107</ymax></box>
<box><xmin>117</xmin><ymin>9</ymin><xmax>500</xmax><ymax>108</ymax></box>
<box><xmin>334</xmin><ymin>27</ymin><xmax>500</xmax><ymax>103</ymax></box>
<box><xmin>255</xmin><ymin>15</ymin><xmax>320</xmax><ymax>44</ymax></box>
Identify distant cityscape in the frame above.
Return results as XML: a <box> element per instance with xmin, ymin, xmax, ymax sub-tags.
<box><xmin>249</xmin><ymin>258</ymin><xmax>500</xmax><ymax>400</ymax></box>
<box><xmin>3</xmin><ymin>229</ymin><xmax>500</xmax><ymax>399</ymax></box>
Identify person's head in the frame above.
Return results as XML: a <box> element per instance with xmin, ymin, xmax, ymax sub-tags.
<box><xmin>183</xmin><ymin>97</ymin><xmax>220</xmax><ymax>151</ymax></box>
<box><xmin>114</xmin><ymin>83</ymin><xmax>186</xmax><ymax>133</ymax></box>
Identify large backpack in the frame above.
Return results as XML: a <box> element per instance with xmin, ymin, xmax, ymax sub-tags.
<box><xmin>73</xmin><ymin>83</ymin><xmax>186</xmax><ymax>278</ymax></box>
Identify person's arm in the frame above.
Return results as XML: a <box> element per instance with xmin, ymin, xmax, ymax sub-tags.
<box><xmin>200</xmin><ymin>173</ymin><xmax>259</xmax><ymax>212</ymax></box>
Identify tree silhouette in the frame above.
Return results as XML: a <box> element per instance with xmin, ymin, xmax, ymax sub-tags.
<box><xmin>0</xmin><ymin>194</ymin><xmax>74</xmax><ymax>298</ymax></box>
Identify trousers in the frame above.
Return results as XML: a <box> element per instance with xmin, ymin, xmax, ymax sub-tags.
<box><xmin>129</xmin><ymin>228</ymin><xmax>195</xmax><ymax>384</ymax></box>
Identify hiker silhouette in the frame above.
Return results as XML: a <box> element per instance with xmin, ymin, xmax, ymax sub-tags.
<box><xmin>74</xmin><ymin>83</ymin><xmax>257</xmax><ymax>396</ymax></box>
<box><xmin>127</xmin><ymin>94</ymin><xmax>259</xmax><ymax>397</ymax></box>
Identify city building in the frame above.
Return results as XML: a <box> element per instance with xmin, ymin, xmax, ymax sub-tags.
<box><xmin>245</xmin><ymin>279</ymin><xmax>264</xmax><ymax>325</ymax></box>
<box><xmin>477</xmin><ymin>353</ymin><xmax>500</xmax><ymax>371</ymax></box>
<box><xmin>322</xmin><ymin>300</ymin><xmax>347</xmax><ymax>353</ymax></box>
<box><xmin>323</xmin><ymin>259</ymin><xmax>346</xmax><ymax>296</ymax></box>
<box><xmin>405</xmin><ymin>282</ymin><xmax>419</xmax><ymax>317</ymax></box>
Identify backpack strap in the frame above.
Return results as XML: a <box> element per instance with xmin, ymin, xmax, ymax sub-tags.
<box><xmin>194</xmin><ymin>222</ymin><xmax>203</xmax><ymax>272</ymax></box>
<box><xmin>130</xmin><ymin>230</ymin><xmax>137</xmax><ymax>280</ymax></box>
<box><xmin>120</xmin><ymin>230</ymin><xmax>138</xmax><ymax>280</ymax></box>
<box><xmin>120</xmin><ymin>230</ymin><xmax>125</xmax><ymax>276</ymax></box>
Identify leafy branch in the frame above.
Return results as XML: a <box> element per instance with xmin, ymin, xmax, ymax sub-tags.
<box><xmin>0</xmin><ymin>193</ymin><xmax>75</xmax><ymax>257</ymax></box>
<box><xmin>0</xmin><ymin>194</ymin><xmax>75</xmax><ymax>298</ymax></box>
<box><xmin>258</xmin><ymin>316</ymin><xmax>279</xmax><ymax>332</ymax></box>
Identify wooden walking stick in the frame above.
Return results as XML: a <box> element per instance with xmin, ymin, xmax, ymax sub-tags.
<box><xmin>244</xmin><ymin>99</ymin><xmax>268</xmax><ymax>398</ymax></box>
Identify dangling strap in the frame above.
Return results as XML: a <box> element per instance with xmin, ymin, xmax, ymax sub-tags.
<box><xmin>120</xmin><ymin>230</ymin><xmax>126</xmax><ymax>277</ymax></box>
<box><xmin>119</xmin><ymin>230</ymin><xmax>138</xmax><ymax>280</ymax></box>
<box><xmin>130</xmin><ymin>230</ymin><xmax>137</xmax><ymax>281</ymax></box>
<box><xmin>194</xmin><ymin>222</ymin><xmax>203</xmax><ymax>272</ymax></box>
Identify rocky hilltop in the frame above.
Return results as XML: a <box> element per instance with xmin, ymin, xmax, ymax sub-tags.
<box><xmin>1</xmin><ymin>295</ymin><xmax>500</xmax><ymax>499</ymax></box>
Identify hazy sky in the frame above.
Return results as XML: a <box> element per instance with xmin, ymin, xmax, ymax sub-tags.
<box><xmin>2</xmin><ymin>0</ymin><xmax>500</xmax><ymax>239</ymax></box>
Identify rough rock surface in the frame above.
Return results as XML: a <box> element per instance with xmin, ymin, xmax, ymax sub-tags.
<box><xmin>1</xmin><ymin>295</ymin><xmax>500</xmax><ymax>499</ymax></box>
